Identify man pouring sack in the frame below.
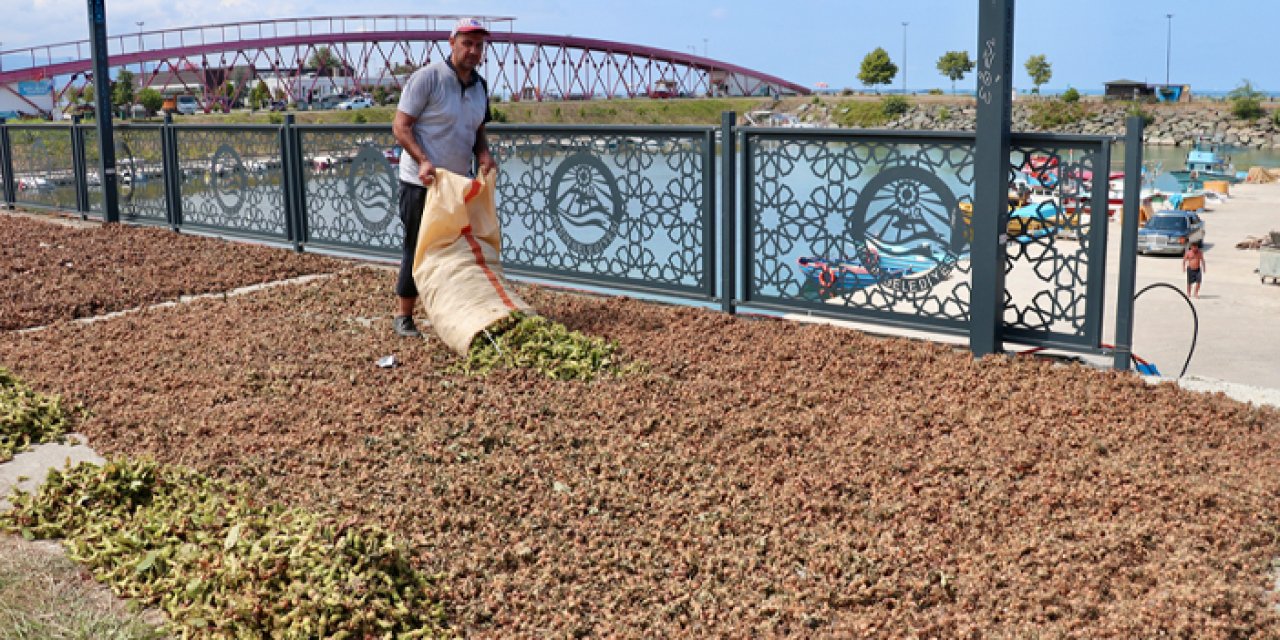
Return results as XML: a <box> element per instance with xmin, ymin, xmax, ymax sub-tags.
<box><xmin>391</xmin><ymin>17</ymin><xmax>534</xmax><ymax>353</ymax></box>
<box><xmin>391</xmin><ymin>16</ymin><xmax>498</xmax><ymax>338</ymax></box>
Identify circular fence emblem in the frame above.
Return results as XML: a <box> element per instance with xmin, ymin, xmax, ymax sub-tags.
<box><xmin>847</xmin><ymin>165</ymin><xmax>965</xmax><ymax>294</ymax></box>
<box><xmin>548</xmin><ymin>152</ymin><xmax>622</xmax><ymax>257</ymax></box>
<box><xmin>209</xmin><ymin>144</ymin><xmax>247</xmax><ymax>214</ymax></box>
<box><xmin>346</xmin><ymin>145</ymin><xmax>397</xmax><ymax>233</ymax></box>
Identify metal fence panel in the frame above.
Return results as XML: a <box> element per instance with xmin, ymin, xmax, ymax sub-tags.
<box><xmin>0</xmin><ymin>118</ymin><xmax>1135</xmax><ymax>359</ymax></box>
<box><xmin>741</xmin><ymin>129</ymin><xmax>976</xmax><ymax>334</ymax></box>
<box><xmin>172</xmin><ymin>125</ymin><xmax>287</xmax><ymax>240</ymax></box>
<box><xmin>83</xmin><ymin>124</ymin><xmax>168</xmax><ymax>223</ymax></box>
<box><xmin>8</xmin><ymin>125</ymin><xmax>77</xmax><ymax>211</ymax></box>
<box><xmin>488</xmin><ymin>125</ymin><xmax>715</xmax><ymax>298</ymax></box>
<box><xmin>297</xmin><ymin>125</ymin><xmax>401</xmax><ymax>255</ymax></box>
<box><xmin>1002</xmin><ymin>135</ymin><xmax>1110</xmax><ymax>348</ymax></box>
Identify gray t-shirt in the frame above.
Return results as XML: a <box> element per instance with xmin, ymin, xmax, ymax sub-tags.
<box><xmin>396</xmin><ymin>60</ymin><xmax>490</xmax><ymax>185</ymax></box>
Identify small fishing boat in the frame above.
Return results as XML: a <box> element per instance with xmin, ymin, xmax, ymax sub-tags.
<box><xmin>1168</xmin><ymin>138</ymin><xmax>1242</xmax><ymax>189</ymax></box>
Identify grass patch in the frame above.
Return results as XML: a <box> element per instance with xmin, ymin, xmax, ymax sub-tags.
<box><xmin>0</xmin><ymin>534</ymin><xmax>164</xmax><ymax>639</ymax></box>
<box><xmin>1</xmin><ymin>367</ymin><xmax>71</xmax><ymax>462</ymax></box>
<box><xmin>454</xmin><ymin>312</ymin><xmax>635</xmax><ymax>381</ymax></box>
<box><xmin>2</xmin><ymin>458</ymin><xmax>449</xmax><ymax>638</ymax></box>
<box><xmin>832</xmin><ymin>100</ymin><xmax>891</xmax><ymax>128</ymax></box>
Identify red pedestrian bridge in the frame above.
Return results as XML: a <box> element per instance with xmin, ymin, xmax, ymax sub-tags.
<box><xmin>0</xmin><ymin>15</ymin><xmax>809</xmax><ymax>116</ymax></box>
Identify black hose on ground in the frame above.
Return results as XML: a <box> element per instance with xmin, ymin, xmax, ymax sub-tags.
<box><xmin>1133</xmin><ymin>282</ymin><xmax>1199</xmax><ymax>379</ymax></box>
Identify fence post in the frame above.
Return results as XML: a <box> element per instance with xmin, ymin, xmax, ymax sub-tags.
<box><xmin>161</xmin><ymin>112</ymin><xmax>181</xmax><ymax>230</ymax></box>
<box><xmin>1112</xmin><ymin>116</ymin><xmax>1145</xmax><ymax>370</ymax></box>
<box><xmin>719</xmin><ymin>111</ymin><xmax>736</xmax><ymax>314</ymax></box>
<box><xmin>71</xmin><ymin>115</ymin><xmax>90</xmax><ymax>216</ymax></box>
<box><xmin>0</xmin><ymin>118</ymin><xmax>14</xmax><ymax>209</ymax></box>
<box><xmin>969</xmin><ymin>0</ymin><xmax>1016</xmax><ymax>357</ymax></box>
<box><xmin>86</xmin><ymin>0</ymin><xmax>120</xmax><ymax>223</ymax></box>
<box><xmin>279</xmin><ymin>114</ymin><xmax>305</xmax><ymax>251</ymax></box>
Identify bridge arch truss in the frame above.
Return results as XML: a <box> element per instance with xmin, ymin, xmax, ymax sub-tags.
<box><xmin>0</xmin><ymin>15</ymin><xmax>808</xmax><ymax>116</ymax></box>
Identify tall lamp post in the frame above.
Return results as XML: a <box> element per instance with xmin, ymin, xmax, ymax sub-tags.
<box><xmin>901</xmin><ymin>22</ymin><xmax>909</xmax><ymax>94</ymax></box>
<box><xmin>135</xmin><ymin>21</ymin><xmax>145</xmax><ymax>75</ymax></box>
<box><xmin>1164</xmin><ymin>13</ymin><xmax>1173</xmax><ymax>87</ymax></box>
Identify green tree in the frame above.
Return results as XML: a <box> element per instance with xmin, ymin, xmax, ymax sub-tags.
<box><xmin>82</xmin><ymin>84</ymin><xmax>95</xmax><ymax>104</ymax></box>
<box><xmin>249</xmin><ymin>80</ymin><xmax>270</xmax><ymax>109</ymax></box>
<box><xmin>111</xmin><ymin>69</ymin><xmax>135</xmax><ymax>107</ymax></box>
<box><xmin>1228</xmin><ymin>79</ymin><xmax>1266</xmax><ymax>120</ymax></box>
<box><xmin>1024</xmin><ymin>54</ymin><xmax>1052</xmax><ymax>94</ymax></box>
<box><xmin>137</xmin><ymin>87</ymin><xmax>164</xmax><ymax>115</ymax></box>
<box><xmin>372</xmin><ymin>86</ymin><xmax>389</xmax><ymax>105</ymax></box>
<box><xmin>308</xmin><ymin>47</ymin><xmax>341</xmax><ymax>73</ymax></box>
<box><xmin>391</xmin><ymin>62</ymin><xmax>418</xmax><ymax>76</ymax></box>
<box><xmin>1061</xmin><ymin>87</ymin><xmax>1081</xmax><ymax>103</ymax></box>
<box><xmin>936</xmin><ymin>51</ymin><xmax>975</xmax><ymax>94</ymax></box>
<box><xmin>858</xmin><ymin>47</ymin><xmax>898</xmax><ymax>93</ymax></box>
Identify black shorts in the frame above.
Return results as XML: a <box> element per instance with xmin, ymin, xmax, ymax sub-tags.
<box><xmin>1186</xmin><ymin>267</ymin><xmax>1202</xmax><ymax>285</ymax></box>
<box><xmin>396</xmin><ymin>181</ymin><xmax>429</xmax><ymax>298</ymax></box>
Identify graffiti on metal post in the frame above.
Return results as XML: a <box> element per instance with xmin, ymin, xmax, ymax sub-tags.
<box><xmin>977</xmin><ymin>37</ymin><xmax>998</xmax><ymax>105</ymax></box>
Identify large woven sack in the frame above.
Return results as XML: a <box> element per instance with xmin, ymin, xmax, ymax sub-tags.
<box><xmin>411</xmin><ymin>167</ymin><xmax>532</xmax><ymax>355</ymax></box>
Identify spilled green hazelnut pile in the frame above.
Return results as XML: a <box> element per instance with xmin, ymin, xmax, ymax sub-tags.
<box><xmin>0</xmin><ymin>367</ymin><xmax>70</xmax><ymax>462</ymax></box>
<box><xmin>455</xmin><ymin>312</ymin><xmax>636</xmax><ymax>381</ymax></box>
<box><xmin>2</xmin><ymin>458</ymin><xmax>450</xmax><ymax>639</ymax></box>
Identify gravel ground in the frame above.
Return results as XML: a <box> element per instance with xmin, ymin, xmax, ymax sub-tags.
<box><xmin>3</xmin><ymin>241</ymin><xmax>1280</xmax><ymax>638</ymax></box>
<box><xmin>0</xmin><ymin>212</ymin><xmax>346</xmax><ymax>331</ymax></box>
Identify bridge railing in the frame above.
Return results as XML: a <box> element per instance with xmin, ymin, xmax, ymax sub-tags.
<box><xmin>0</xmin><ymin>115</ymin><xmax>1141</xmax><ymax>360</ymax></box>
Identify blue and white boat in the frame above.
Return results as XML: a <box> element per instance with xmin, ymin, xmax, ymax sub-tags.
<box><xmin>1168</xmin><ymin>138</ymin><xmax>1242</xmax><ymax>189</ymax></box>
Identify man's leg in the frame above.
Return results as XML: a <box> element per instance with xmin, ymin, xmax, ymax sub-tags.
<box><xmin>394</xmin><ymin>182</ymin><xmax>428</xmax><ymax>337</ymax></box>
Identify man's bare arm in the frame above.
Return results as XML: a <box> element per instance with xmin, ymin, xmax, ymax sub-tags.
<box><xmin>392</xmin><ymin>111</ymin><xmax>436</xmax><ymax>183</ymax></box>
<box><xmin>474</xmin><ymin>123</ymin><xmax>496</xmax><ymax>173</ymax></box>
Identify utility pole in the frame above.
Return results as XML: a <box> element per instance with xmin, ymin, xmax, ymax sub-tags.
<box><xmin>87</xmin><ymin>0</ymin><xmax>119</xmax><ymax>222</ymax></box>
<box><xmin>901</xmin><ymin>22</ymin><xmax>909</xmax><ymax>94</ymax></box>
<box><xmin>1165</xmin><ymin>13</ymin><xmax>1173</xmax><ymax>87</ymax></box>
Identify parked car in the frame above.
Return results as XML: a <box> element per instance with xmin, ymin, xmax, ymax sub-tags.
<box><xmin>268</xmin><ymin>100</ymin><xmax>288</xmax><ymax>112</ymax></box>
<box><xmin>175</xmin><ymin>95</ymin><xmax>200</xmax><ymax>115</ymax></box>
<box><xmin>1138</xmin><ymin>210</ymin><xmax>1206</xmax><ymax>255</ymax></box>
<box><xmin>337</xmin><ymin>97</ymin><xmax>373</xmax><ymax>110</ymax></box>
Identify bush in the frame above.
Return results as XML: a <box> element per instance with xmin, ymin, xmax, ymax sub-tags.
<box><xmin>881</xmin><ymin>95</ymin><xmax>910</xmax><ymax>118</ymax></box>
<box><xmin>1125</xmin><ymin>102</ymin><xmax>1155</xmax><ymax>127</ymax></box>
<box><xmin>1061</xmin><ymin>87</ymin><xmax>1080</xmax><ymax>103</ymax></box>
<box><xmin>927</xmin><ymin>88</ymin><xmax>944</xmax><ymax>96</ymax></box>
<box><xmin>1232</xmin><ymin>97</ymin><xmax>1265</xmax><ymax>120</ymax></box>
<box><xmin>1272</xmin><ymin>109</ymin><xmax>1280</xmax><ymax>128</ymax></box>
<box><xmin>352</xmin><ymin>112</ymin><xmax>367</xmax><ymax>124</ymax></box>
<box><xmin>936</xmin><ymin>106</ymin><xmax>951</xmax><ymax>122</ymax></box>
<box><xmin>1027</xmin><ymin>99</ymin><xmax>1086</xmax><ymax>129</ymax></box>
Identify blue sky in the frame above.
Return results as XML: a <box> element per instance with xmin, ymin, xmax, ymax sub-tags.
<box><xmin>2</xmin><ymin>0</ymin><xmax>1273</xmax><ymax>93</ymax></box>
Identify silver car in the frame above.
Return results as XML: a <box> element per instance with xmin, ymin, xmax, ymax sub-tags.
<box><xmin>1137</xmin><ymin>210</ymin><xmax>1206</xmax><ymax>255</ymax></box>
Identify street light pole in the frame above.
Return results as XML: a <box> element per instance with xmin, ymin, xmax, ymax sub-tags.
<box><xmin>136</xmin><ymin>21</ymin><xmax>144</xmax><ymax>75</ymax></box>
<box><xmin>1165</xmin><ymin>13</ymin><xmax>1173</xmax><ymax>87</ymax></box>
<box><xmin>901</xmin><ymin>22</ymin><xmax>909</xmax><ymax>94</ymax></box>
